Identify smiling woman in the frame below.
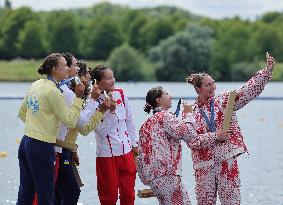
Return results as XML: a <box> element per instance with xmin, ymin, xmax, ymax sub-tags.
<box><xmin>79</xmin><ymin>64</ymin><xmax>139</xmax><ymax>204</ymax></box>
<box><xmin>184</xmin><ymin>53</ymin><xmax>276</xmax><ymax>204</ymax></box>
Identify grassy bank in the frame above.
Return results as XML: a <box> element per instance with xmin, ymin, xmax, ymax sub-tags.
<box><xmin>0</xmin><ymin>60</ymin><xmax>282</xmax><ymax>82</ymax></box>
<box><xmin>0</xmin><ymin>60</ymin><xmax>42</xmax><ymax>81</ymax></box>
<box><xmin>0</xmin><ymin>59</ymin><xmax>156</xmax><ymax>82</ymax></box>
<box><xmin>0</xmin><ymin>59</ymin><xmax>107</xmax><ymax>82</ymax></box>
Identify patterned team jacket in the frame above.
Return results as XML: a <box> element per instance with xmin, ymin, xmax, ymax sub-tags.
<box><xmin>185</xmin><ymin>67</ymin><xmax>273</xmax><ymax>170</ymax></box>
<box><xmin>137</xmin><ymin>110</ymin><xmax>217</xmax><ymax>185</ymax></box>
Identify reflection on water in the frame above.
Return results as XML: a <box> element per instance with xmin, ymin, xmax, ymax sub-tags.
<box><xmin>1</xmin><ymin>82</ymin><xmax>283</xmax><ymax>205</ymax></box>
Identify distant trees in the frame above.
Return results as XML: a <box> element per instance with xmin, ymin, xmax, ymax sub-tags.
<box><xmin>0</xmin><ymin>7</ymin><xmax>35</xmax><ymax>59</ymax></box>
<box><xmin>207</xmin><ymin>19</ymin><xmax>253</xmax><ymax>80</ymax></box>
<box><xmin>108</xmin><ymin>44</ymin><xmax>143</xmax><ymax>81</ymax></box>
<box><xmin>128</xmin><ymin>14</ymin><xmax>178</xmax><ymax>53</ymax></box>
<box><xmin>47</xmin><ymin>11</ymin><xmax>80</xmax><ymax>55</ymax></box>
<box><xmin>82</xmin><ymin>17</ymin><xmax>124</xmax><ymax>60</ymax></box>
<box><xmin>17</xmin><ymin>19</ymin><xmax>47</xmax><ymax>58</ymax></box>
<box><xmin>0</xmin><ymin>3</ymin><xmax>283</xmax><ymax>81</ymax></box>
<box><xmin>149</xmin><ymin>24</ymin><xmax>214</xmax><ymax>81</ymax></box>
<box><xmin>128</xmin><ymin>14</ymin><xmax>148</xmax><ymax>51</ymax></box>
<box><xmin>261</xmin><ymin>12</ymin><xmax>282</xmax><ymax>23</ymax></box>
<box><xmin>4</xmin><ymin>0</ymin><xmax>11</xmax><ymax>9</ymax></box>
<box><xmin>249</xmin><ymin>24</ymin><xmax>283</xmax><ymax>61</ymax></box>
<box><xmin>203</xmin><ymin>16</ymin><xmax>283</xmax><ymax>80</ymax></box>
<box><xmin>230</xmin><ymin>61</ymin><xmax>260</xmax><ymax>81</ymax></box>
<box><xmin>139</xmin><ymin>18</ymin><xmax>174</xmax><ymax>52</ymax></box>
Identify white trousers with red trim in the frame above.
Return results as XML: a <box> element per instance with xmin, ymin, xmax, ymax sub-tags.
<box><xmin>194</xmin><ymin>157</ymin><xmax>241</xmax><ymax>205</ymax></box>
<box><xmin>149</xmin><ymin>175</ymin><xmax>191</xmax><ymax>205</ymax></box>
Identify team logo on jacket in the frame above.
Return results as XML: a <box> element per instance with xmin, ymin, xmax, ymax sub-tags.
<box><xmin>116</xmin><ymin>99</ymin><xmax>122</xmax><ymax>105</ymax></box>
<box><xmin>26</xmin><ymin>95</ymin><xmax>39</xmax><ymax>115</ymax></box>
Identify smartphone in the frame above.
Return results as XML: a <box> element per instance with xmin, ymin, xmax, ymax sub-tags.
<box><xmin>74</xmin><ymin>77</ymin><xmax>81</xmax><ymax>85</ymax></box>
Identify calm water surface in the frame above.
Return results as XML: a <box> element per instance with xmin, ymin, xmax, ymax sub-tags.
<box><xmin>1</xmin><ymin>82</ymin><xmax>283</xmax><ymax>205</ymax></box>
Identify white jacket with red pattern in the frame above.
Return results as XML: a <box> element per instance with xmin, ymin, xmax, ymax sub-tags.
<box><xmin>184</xmin><ymin>68</ymin><xmax>273</xmax><ymax>170</ymax></box>
<box><xmin>137</xmin><ymin>110</ymin><xmax>217</xmax><ymax>185</ymax></box>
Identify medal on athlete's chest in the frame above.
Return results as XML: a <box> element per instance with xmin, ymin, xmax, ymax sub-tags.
<box><xmin>199</xmin><ymin>99</ymin><xmax>216</xmax><ymax>132</ymax></box>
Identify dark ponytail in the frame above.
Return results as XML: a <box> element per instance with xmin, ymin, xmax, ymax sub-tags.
<box><xmin>143</xmin><ymin>103</ymin><xmax>153</xmax><ymax>114</ymax></box>
<box><xmin>144</xmin><ymin>86</ymin><xmax>163</xmax><ymax>114</ymax></box>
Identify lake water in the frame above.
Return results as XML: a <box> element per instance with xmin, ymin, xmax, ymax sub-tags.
<box><xmin>1</xmin><ymin>81</ymin><xmax>283</xmax><ymax>205</ymax></box>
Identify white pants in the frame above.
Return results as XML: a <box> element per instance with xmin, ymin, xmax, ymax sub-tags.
<box><xmin>149</xmin><ymin>175</ymin><xmax>191</xmax><ymax>205</ymax></box>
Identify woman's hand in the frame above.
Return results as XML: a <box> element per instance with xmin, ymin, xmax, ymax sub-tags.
<box><xmin>74</xmin><ymin>83</ymin><xmax>85</xmax><ymax>99</ymax></box>
<box><xmin>216</xmin><ymin>130</ymin><xmax>230</xmax><ymax>142</ymax></box>
<box><xmin>98</xmin><ymin>97</ymin><xmax>111</xmax><ymax>114</ymax></box>
<box><xmin>266</xmin><ymin>52</ymin><xmax>276</xmax><ymax>72</ymax></box>
<box><xmin>91</xmin><ymin>84</ymin><xmax>101</xmax><ymax>100</ymax></box>
<box><xmin>183</xmin><ymin>100</ymin><xmax>193</xmax><ymax>114</ymax></box>
<box><xmin>132</xmin><ymin>147</ymin><xmax>138</xmax><ymax>156</ymax></box>
<box><xmin>80</xmin><ymin>76</ymin><xmax>88</xmax><ymax>87</ymax></box>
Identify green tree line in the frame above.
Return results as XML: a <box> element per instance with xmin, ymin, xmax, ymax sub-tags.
<box><xmin>0</xmin><ymin>2</ymin><xmax>283</xmax><ymax>81</ymax></box>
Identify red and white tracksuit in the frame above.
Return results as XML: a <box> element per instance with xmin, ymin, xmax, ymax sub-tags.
<box><xmin>184</xmin><ymin>67</ymin><xmax>273</xmax><ymax>205</ymax></box>
<box><xmin>78</xmin><ymin>88</ymin><xmax>138</xmax><ymax>205</ymax></box>
<box><xmin>138</xmin><ymin>110</ymin><xmax>217</xmax><ymax>205</ymax></box>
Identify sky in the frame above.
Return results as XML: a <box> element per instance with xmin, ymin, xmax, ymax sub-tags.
<box><xmin>3</xmin><ymin>0</ymin><xmax>283</xmax><ymax>20</ymax></box>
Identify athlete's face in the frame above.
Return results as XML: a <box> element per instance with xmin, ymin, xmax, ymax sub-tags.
<box><xmin>156</xmin><ymin>90</ymin><xmax>172</xmax><ymax>110</ymax></box>
<box><xmin>197</xmin><ymin>75</ymin><xmax>216</xmax><ymax>100</ymax></box>
<box><xmin>53</xmin><ymin>57</ymin><xmax>69</xmax><ymax>81</ymax></box>
<box><xmin>97</xmin><ymin>69</ymin><xmax>115</xmax><ymax>92</ymax></box>
<box><xmin>67</xmin><ymin>57</ymin><xmax>79</xmax><ymax>78</ymax></box>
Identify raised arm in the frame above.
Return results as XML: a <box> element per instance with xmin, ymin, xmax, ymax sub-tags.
<box><xmin>76</xmin><ymin>111</ymin><xmax>104</xmax><ymax>136</ymax></box>
<box><xmin>76</xmin><ymin>98</ymin><xmax>99</xmax><ymax>132</ymax></box>
<box><xmin>163</xmin><ymin>111</ymin><xmax>197</xmax><ymax>142</ymax></box>
<box><xmin>233</xmin><ymin>54</ymin><xmax>275</xmax><ymax>111</ymax></box>
<box><xmin>77</xmin><ymin>97</ymin><xmax>112</xmax><ymax>136</ymax></box>
<box><xmin>77</xmin><ymin>97</ymin><xmax>118</xmax><ymax>136</ymax></box>
<box><xmin>47</xmin><ymin>88</ymin><xmax>83</xmax><ymax>129</ymax></box>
